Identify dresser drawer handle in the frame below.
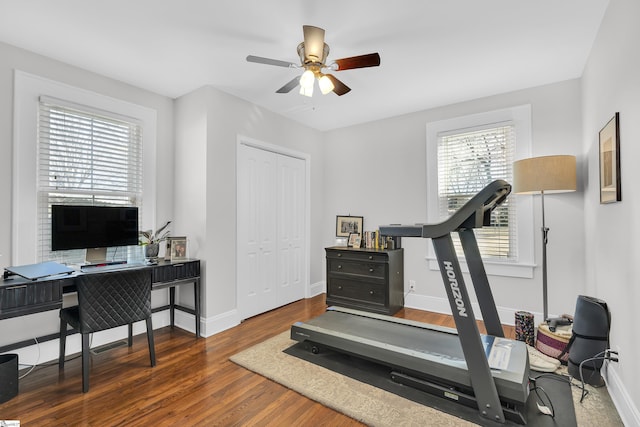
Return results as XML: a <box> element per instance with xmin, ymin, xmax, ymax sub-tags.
<box><xmin>338</xmin><ymin>285</ymin><xmax>343</xmax><ymax>290</ymax></box>
<box><xmin>369</xmin><ymin>290</ymin><xmax>374</xmax><ymax>295</ymax></box>
<box><xmin>368</xmin><ymin>255</ymin><xmax>373</xmax><ymax>260</ymax></box>
<box><xmin>337</xmin><ymin>253</ymin><xmax>342</xmax><ymax>257</ymax></box>
<box><xmin>369</xmin><ymin>268</ymin><xmax>374</xmax><ymax>273</ymax></box>
<box><xmin>337</xmin><ymin>265</ymin><xmax>342</xmax><ymax>269</ymax></box>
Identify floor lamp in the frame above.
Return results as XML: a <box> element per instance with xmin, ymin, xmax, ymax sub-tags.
<box><xmin>513</xmin><ymin>155</ymin><xmax>577</xmax><ymax>322</ymax></box>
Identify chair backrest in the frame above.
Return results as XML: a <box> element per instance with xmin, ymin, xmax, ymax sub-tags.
<box><xmin>75</xmin><ymin>269</ymin><xmax>152</xmax><ymax>333</ymax></box>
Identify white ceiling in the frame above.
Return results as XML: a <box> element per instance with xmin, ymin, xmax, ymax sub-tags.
<box><xmin>0</xmin><ymin>0</ymin><xmax>609</xmax><ymax>131</ymax></box>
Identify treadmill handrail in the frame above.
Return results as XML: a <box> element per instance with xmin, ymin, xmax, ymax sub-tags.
<box><xmin>423</xmin><ymin>179</ymin><xmax>511</xmax><ymax>239</ymax></box>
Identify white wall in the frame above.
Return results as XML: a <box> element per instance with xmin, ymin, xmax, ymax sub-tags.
<box><xmin>173</xmin><ymin>85</ymin><xmax>325</xmax><ymax>334</ymax></box>
<box><xmin>582</xmin><ymin>0</ymin><xmax>640</xmax><ymax>423</ymax></box>
<box><xmin>0</xmin><ymin>42</ymin><xmax>176</xmax><ymax>353</ymax></box>
<box><xmin>323</xmin><ymin>79</ymin><xmax>585</xmax><ymax>323</ymax></box>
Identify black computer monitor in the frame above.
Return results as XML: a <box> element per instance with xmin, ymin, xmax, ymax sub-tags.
<box><xmin>51</xmin><ymin>205</ymin><xmax>139</xmax><ymax>253</ymax></box>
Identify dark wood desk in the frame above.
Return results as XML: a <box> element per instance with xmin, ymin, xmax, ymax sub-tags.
<box><xmin>0</xmin><ymin>259</ymin><xmax>201</xmax><ymax>352</ymax></box>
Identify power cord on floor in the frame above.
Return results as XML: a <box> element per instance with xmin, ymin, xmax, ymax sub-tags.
<box><xmin>577</xmin><ymin>349</ymin><xmax>618</xmax><ymax>403</ymax></box>
<box><xmin>17</xmin><ymin>337</ymin><xmax>40</xmax><ymax>380</ymax></box>
<box><xmin>529</xmin><ymin>347</ymin><xmax>619</xmax><ymax>417</ymax></box>
<box><xmin>528</xmin><ymin>373</ymin><xmax>570</xmax><ymax>418</ymax></box>
<box><xmin>15</xmin><ymin>332</ymin><xmax>95</xmax><ymax>378</ymax></box>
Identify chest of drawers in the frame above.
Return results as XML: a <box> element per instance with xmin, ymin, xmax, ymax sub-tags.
<box><xmin>325</xmin><ymin>247</ymin><xmax>404</xmax><ymax>315</ymax></box>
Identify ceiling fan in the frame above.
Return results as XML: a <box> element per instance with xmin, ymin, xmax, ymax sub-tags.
<box><xmin>246</xmin><ymin>25</ymin><xmax>381</xmax><ymax>97</ymax></box>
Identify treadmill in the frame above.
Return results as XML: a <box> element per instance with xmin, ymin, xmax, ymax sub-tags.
<box><xmin>291</xmin><ymin>180</ymin><xmax>530</xmax><ymax>424</ymax></box>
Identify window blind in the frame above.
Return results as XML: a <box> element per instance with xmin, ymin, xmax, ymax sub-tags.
<box><xmin>37</xmin><ymin>99</ymin><xmax>143</xmax><ymax>263</ymax></box>
<box><xmin>437</xmin><ymin>124</ymin><xmax>516</xmax><ymax>260</ymax></box>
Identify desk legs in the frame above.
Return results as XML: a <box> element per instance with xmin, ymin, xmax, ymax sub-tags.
<box><xmin>194</xmin><ymin>278</ymin><xmax>201</xmax><ymax>338</ymax></box>
<box><xmin>164</xmin><ymin>279</ymin><xmax>200</xmax><ymax>338</ymax></box>
<box><xmin>169</xmin><ymin>287</ymin><xmax>176</xmax><ymax>328</ymax></box>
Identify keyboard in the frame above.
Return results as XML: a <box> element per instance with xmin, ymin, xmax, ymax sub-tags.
<box><xmin>80</xmin><ymin>262</ymin><xmax>146</xmax><ymax>272</ymax></box>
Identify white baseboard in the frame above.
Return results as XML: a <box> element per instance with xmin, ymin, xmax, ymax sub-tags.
<box><xmin>199</xmin><ymin>308</ymin><xmax>240</xmax><ymax>338</ymax></box>
<box><xmin>404</xmin><ymin>292</ymin><xmax>534</xmax><ymax>326</ymax></box>
<box><xmin>309</xmin><ymin>280</ymin><xmax>325</xmax><ymax>298</ymax></box>
<box><xmin>603</xmin><ymin>360</ymin><xmax>640</xmax><ymax>426</ymax></box>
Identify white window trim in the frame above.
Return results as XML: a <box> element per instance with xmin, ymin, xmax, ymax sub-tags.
<box><xmin>426</xmin><ymin>105</ymin><xmax>534</xmax><ymax>278</ymax></box>
<box><xmin>12</xmin><ymin>70</ymin><xmax>157</xmax><ymax>265</ymax></box>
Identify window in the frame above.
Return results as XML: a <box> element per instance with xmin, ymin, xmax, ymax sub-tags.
<box><xmin>426</xmin><ymin>105</ymin><xmax>534</xmax><ymax>278</ymax></box>
<box><xmin>13</xmin><ymin>71</ymin><xmax>157</xmax><ymax>266</ymax></box>
<box><xmin>437</xmin><ymin>124</ymin><xmax>515</xmax><ymax>260</ymax></box>
<box><xmin>37</xmin><ymin>98</ymin><xmax>143</xmax><ymax>263</ymax></box>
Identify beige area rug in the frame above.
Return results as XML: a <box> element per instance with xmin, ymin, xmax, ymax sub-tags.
<box><xmin>230</xmin><ymin>331</ymin><xmax>623</xmax><ymax>427</ymax></box>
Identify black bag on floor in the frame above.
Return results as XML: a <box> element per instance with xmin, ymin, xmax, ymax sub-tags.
<box><xmin>565</xmin><ymin>295</ymin><xmax>611</xmax><ymax>386</ymax></box>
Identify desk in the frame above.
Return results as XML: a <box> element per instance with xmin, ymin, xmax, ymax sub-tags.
<box><xmin>0</xmin><ymin>259</ymin><xmax>201</xmax><ymax>352</ymax></box>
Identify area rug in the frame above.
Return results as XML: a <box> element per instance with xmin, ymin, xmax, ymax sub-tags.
<box><xmin>229</xmin><ymin>331</ymin><xmax>622</xmax><ymax>426</ymax></box>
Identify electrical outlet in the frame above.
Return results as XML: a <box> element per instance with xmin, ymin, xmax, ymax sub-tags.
<box><xmin>409</xmin><ymin>280</ymin><xmax>416</xmax><ymax>291</ymax></box>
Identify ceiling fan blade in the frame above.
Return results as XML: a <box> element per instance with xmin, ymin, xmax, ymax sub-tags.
<box><xmin>246</xmin><ymin>55</ymin><xmax>298</xmax><ymax>68</ymax></box>
<box><xmin>325</xmin><ymin>74</ymin><xmax>351</xmax><ymax>96</ymax></box>
<box><xmin>276</xmin><ymin>76</ymin><xmax>300</xmax><ymax>94</ymax></box>
<box><xmin>302</xmin><ymin>25</ymin><xmax>326</xmax><ymax>62</ymax></box>
<box><xmin>333</xmin><ymin>53</ymin><xmax>381</xmax><ymax>71</ymax></box>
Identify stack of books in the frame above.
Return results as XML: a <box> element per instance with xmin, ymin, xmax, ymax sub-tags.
<box><xmin>363</xmin><ymin>230</ymin><xmax>386</xmax><ymax>249</ymax></box>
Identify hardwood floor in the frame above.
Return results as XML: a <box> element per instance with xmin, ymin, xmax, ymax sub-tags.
<box><xmin>0</xmin><ymin>295</ymin><xmax>514</xmax><ymax>426</ymax></box>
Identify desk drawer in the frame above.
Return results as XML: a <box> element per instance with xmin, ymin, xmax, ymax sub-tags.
<box><xmin>0</xmin><ymin>279</ymin><xmax>65</xmax><ymax>314</ymax></box>
<box><xmin>152</xmin><ymin>261</ymin><xmax>200</xmax><ymax>283</ymax></box>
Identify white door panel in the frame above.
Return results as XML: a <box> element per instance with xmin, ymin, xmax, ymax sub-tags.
<box><xmin>238</xmin><ymin>141</ymin><xmax>307</xmax><ymax>320</ymax></box>
<box><xmin>237</xmin><ymin>144</ymin><xmax>277</xmax><ymax>319</ymax></box>
<box><xmin>276</xmin><ymin>154</ymin><xmax>305</xmax><ymax>305</ymax></box>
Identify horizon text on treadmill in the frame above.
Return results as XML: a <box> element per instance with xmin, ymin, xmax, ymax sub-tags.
<box><xmin>444</xmin><ymin>261</ymin><xmax>468</xmax><ymax>318</ymax></box>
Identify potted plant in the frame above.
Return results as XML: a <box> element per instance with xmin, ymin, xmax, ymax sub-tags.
<box><xmin>139</xmin><ymin>220</ymin><xmax>171</xmax><ymax>260</ymax></box>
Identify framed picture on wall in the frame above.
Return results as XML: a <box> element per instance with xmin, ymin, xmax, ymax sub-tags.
<box><xmin>336</xmin><ymin>215</ymin><xmax>363</xmax><ymax>238</ymax></box>
<box><xmin>599</xmin><ymin>112</ymin><xmax>621</xmax><ymax>204</ymax></box>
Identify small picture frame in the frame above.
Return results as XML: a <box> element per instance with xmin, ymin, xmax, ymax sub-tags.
<box><xmin>165</xmin><ymin>236</ymin><xmax>186</xmax><ymax>260</ymax></box>
<box><xmin>347</xmin><ymin>233</ymin><xmax>361</xmax><ymax>248</ymax></box>
<box><xmin>599</xmin><ymin>112</ymin><xmax>621</xmax><ymax>204</ymax></box>
<box><xmin>170</xmin><ymin>237</ymin><xmax>188</xmax><ymax>261</ymax></box>
<box><xmin>336</xmin><ymin>215</ymin><xmax>363</xmax><ymax>238</ymax></box>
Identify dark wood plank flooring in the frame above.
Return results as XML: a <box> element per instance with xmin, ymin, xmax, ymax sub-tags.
<box><xmin>0</xmin><ymin>294</ymin><xmax>514</xmax><ymax>426</ymax></box>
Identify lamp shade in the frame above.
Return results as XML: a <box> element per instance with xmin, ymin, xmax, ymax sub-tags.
<box><xmin>513</xmin><ymin>155</ymin><xmax>577</xmax><ymax>194</ymax></box>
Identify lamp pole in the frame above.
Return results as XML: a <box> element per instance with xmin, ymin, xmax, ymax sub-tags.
<box><xmin>541</xmin><ymin>190</ymin><xmax>549</xmax><ymax>322</ymax></box>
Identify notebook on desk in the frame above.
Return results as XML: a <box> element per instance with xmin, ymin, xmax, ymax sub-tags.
<box><xmin>4</xmin><ymin>261</ymin><xmax>75</xmax><ymax>281</ymax></box>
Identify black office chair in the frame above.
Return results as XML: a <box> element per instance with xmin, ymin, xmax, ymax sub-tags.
<box><xmin>59</xmin><ymin>269</ymin><xmax>156</xmax><ymax>392</ymax></box>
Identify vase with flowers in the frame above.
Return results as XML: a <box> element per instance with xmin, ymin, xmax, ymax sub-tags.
<box><xmin>139</xmin><ymin>220</ymin><xmax>171</xmax><ymax>260</ymax></box>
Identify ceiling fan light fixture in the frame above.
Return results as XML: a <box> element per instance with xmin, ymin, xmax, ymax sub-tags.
<box><xmin>300</xmin><ymin>69</ymin><xmax>315</xmax><ymax>89</ymax></box>
<box><xmin>318</xmin><ymin>74</ymin><xmax>334</xmax><ymax>95</ymax></box>
<box><xmin>247</xmin><ymin>26</ymin><xmax>380</xmax><ymax>96</ymax></box>
<box><xmin>299</xmin><ymin>82</ymin><xmax>314</xmax><ymax>97</ymax></box>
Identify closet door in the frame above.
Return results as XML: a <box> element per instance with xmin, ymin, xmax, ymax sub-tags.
<box><xmin>237</xmin><ymin>144</ymin><xmax>277</xmax><ymax>319</ymax></box>
<box><xmin>276</xmin><ymin>154</ymin><xmax>306</xmax><ymax>306</ymax></box>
